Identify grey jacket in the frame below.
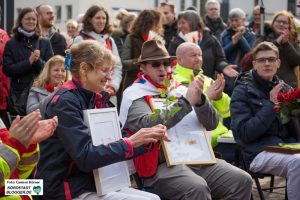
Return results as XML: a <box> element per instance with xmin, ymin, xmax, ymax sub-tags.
<box><xmin>26</xmin><ymin>87</ymin><xmax>54</xmax><ymax>115</ymax></box>
<box><xmin>123</xmin><ymin>95</ymin><xmax>218</xmax><ymax>133</ymax></box>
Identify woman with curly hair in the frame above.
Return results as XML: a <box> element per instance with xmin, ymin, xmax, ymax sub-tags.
<box><xmin>120</xmin><ymin>9</ymin><xmax>164</xmax><ymax>91</ymax></box>
<box><xmin>256</xmin><ymin>11</ymin><xmax>300</xmax><ymax>88</ymax></box>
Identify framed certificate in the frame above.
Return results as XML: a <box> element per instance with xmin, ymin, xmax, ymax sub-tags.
<box><xmin>83</xmin><ymin>108</ymin><xmax>131</xmax><ymax>196</ymax></box>
<box><xmin>151</xmin><ymin>98</ymin><xmax>216</xmax><ymax>166</ymax></box>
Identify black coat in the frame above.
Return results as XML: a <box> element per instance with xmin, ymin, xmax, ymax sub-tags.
<box><xmin>3</xmin><ymin>33</ymin><xmax>53</xmax><ymax>91</ymax></box>
<box><xmin>168</xmin><ymin>29</ymin><xmax>228</xmax><ymax>78</ymax></box>
<box><xmin>230</xmin><ymin>70</ymin><xmax>297</xmax><ymax>168</ymax></box>
<box><xmin>49</xmin><ymin>32</ymin><xmax>67</xmax><ymax>56</ymax></box>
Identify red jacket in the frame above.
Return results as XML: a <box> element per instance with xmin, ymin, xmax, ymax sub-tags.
<box><xmin>0</xmin><ymin>29</ymin><xmax>9</xmax><ymax>110</ymax></box>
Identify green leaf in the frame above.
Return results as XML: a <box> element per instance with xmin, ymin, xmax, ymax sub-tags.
<box><xmin>291</xmin><ymin>108</ymin><xmax>300</xmax><ymax>116</ymax></box>
<box><xmin>163</xmin><ymin>78</ymin><xmax>171</xmax><ymax>87</ymax></box>
<box><xmin>296</xmin><ymin>27</ymin><xmax>300</xmax><ymax>34</ymax></box>
<box><xmin>150</xmin><ymin>109</ymin><xmax>161</xmax><ymax>120</ymax></box>
<box><xmin>167</xmin><ymin>106</ymin><xmax>182</xmax><ymax>118</ymax></box>
<box><xmin>168</xmin><ymin>96</ymin><xmax>177</xmax><ymax>102</ymax></box>
<box><xmin>157</xmin><ymin>88</ymin><xmax>167</xmax><ymax>98</ymax></box>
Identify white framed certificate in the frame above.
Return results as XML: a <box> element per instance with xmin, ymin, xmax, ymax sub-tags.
<box><xmin>151</xmin><ymin>98</ymin><xmax>216</xmax><ymax>166</ymax></box>
<box><xmin>83</xmin><ymin>108</ymin><xmax>131</xmax><ymax>196</ymax></box>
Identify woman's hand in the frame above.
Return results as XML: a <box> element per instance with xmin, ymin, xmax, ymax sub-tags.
<box><xmin>9</xmin><ymin>110</ymin><xmax>41</xmax><ymax>147</ymax></box>
<box><xmin>128</xmin><ymin>124</ymin><xmax>169</xmax><ymax>148</ymax></box>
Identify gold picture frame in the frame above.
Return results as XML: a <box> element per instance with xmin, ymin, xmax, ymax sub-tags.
<box><xmin>151</xmin><ymin>98</ymin><xmax>216</xmax><ymax>167</ymax></box>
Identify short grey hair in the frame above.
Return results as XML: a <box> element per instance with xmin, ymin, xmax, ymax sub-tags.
<box><xmin>229</xmin><ymin>8</ymin><xmax>246</xmax><ymax>19</ymax></box>
<box><xmin>205</xmin><ymin>0</ymin><xmax>220</xmax><ymax>10</ymax></box>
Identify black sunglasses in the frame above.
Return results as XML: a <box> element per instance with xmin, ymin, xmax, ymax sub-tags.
<box><xmin>146</xmin><ymin>61</ymin><xmax>171</xmax><ymax>68</ymax></box>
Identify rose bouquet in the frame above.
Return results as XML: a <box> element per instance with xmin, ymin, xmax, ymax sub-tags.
<box><xmin>274</xmin><ymin>88</ymin><xmax>300</xmax><ymax>123</ymax></box>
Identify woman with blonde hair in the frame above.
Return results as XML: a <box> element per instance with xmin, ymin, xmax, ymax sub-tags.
<box><xmin>27</xmin><ymin>55</ymin><xmax>66</xmax><ymax>114</ymax></box>
<box><xmin>256</xmin><ymin>11</ymin><xmax>300</xmax><ymax>88</ymax></box>
<box><xmin>34</xmin><ymin>40</ymin><xmax>166</xmax><ymax>200</ymax></box>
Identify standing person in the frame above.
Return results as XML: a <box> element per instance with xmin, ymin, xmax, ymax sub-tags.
<box><xmin>255</xmin><ymin>11</ymin><xmax>300</xmax><ymax>88</ymax></box>
<box><xmin>73</xmin><ymin>5</ymin><xmax>122</xmax><ymax>107</ymax></box>
<box><xmin>203</xmin><ymin>0</ymin><xmax>227</xmax><ymax>41</ymax></box>
<box><xmin>168</xmin><ymin>10</ymin><xmax>238</xmax><ymax>81</ymax></box>
<box><xmin>220</xmin><ymin>8</ymin><xmax>256</xmax><ymax>95</ymax></box>
<box><xmin>230</xmin><ymin>41</ymin><xmax>300</xmax><ymax>200</ymax></box>
<box><xmin>0</xmin><ymin>6</ymin><xmax>10</xmax><ymax>128</ymax></box>
<box><xmin>27</xmin><ymin>55</ymin><xmax>66</xmax><ymax>114</ymax></box>
<box><xmin>0</xmin><ymin>109</ymin><xmax>57</xmax><ymax>199</ymax></box>
<box><xmin>35</xmin><ymin>40</ymin><xmax>166</xmax><ymax>200</ymax></box>
<box><xmin>121</xmin><ymin>9</ymin><xmax>164</xmax><ymax>91</ymax></box>
<box><xmin>64</xmin><ymin>20</ymin><xmax>79</xmax><ymax>48</ymax></box>
<box><xmin>248</xmin><ymin>5</ymin><xmax>261</xmax><ymax>35</ymax></box>
<box><xmin>159</xmin><ymin>2</ymin><xmax>178</xmax><ymax>49</ymax></box>
<box><xmin>36</xmin><ymin>4</ymin><xmax>67</xmax><ymax>56</ymax></box>
<box><xmin>3</xmin><ymin>7</ymin><xmax>53</xmax><ymax>117</ymax></box>
<box><xmin>120</xmin><ymin>39</ymin><xmax>252</xmax><ymax>200</ymax></box>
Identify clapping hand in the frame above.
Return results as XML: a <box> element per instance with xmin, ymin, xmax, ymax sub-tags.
<box><xmin>185</xmin><ymin>74</ymin><xmax>205</xmax><ymax>106</ymax></box>
<box><xmin>206</xmin><ymin>74</ymin><xmax>225</xmax><ymax>100</ymax></box>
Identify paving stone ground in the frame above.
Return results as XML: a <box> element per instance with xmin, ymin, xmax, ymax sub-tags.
<box><xmin>252</xmin><ymin>176</ymin><xmax>286</xmax><ymax>200</ymax></box>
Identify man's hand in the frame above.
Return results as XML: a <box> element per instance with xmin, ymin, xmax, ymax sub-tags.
<box><xmin>206</xmin><ymin>74</ymin><xmax>225</xmax><ymax>100</ymax></box>
<box><xmin>128</xmin><ymin>124</ymin><xmax>169</xmax><ymax>148</ymax></box>
<box><xmin>232</xmin><ymin>26</ymin><xmax>245</xmax><ymax>44</ymax></box>
<box><xmin>222</xmin><ymin>65</ymin><xmax>239</xmax><ymax>77</ymax></box>
<box><xmin>186</xmin><ymin>75</ymin><xmax>205</xmax><ymax>106</ymax></box>
<box><xmin>270</xmin><ymin>82</ymin><xmax>284</xmax><ymax>104</ymax></box>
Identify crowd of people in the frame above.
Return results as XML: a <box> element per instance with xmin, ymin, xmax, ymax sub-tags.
<box><xmin>1</xmin><ymin>0</ymin><xmax>300</xmax><ymax>199</ymax></box>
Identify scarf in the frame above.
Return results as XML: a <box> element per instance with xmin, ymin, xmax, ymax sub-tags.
<box><xmin>44</xmin><ymin>82</ymin><xmax>55</xmax><ymax>93</ymax></box>
<box><xmin>18</xmin><ymin>27</ymin><xmax>35</xmax><ymax>38</ymax></box>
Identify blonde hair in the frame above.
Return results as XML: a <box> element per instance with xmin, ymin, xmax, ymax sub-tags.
<box><xmin>68</xmin><ymin>40</ymin><xmax>116</xmax><ymax>77</ymax></box>
<box><xmin>33</xmin><ymin>55</ymin><xmax>66</xmax><ymax>88</ymax></box>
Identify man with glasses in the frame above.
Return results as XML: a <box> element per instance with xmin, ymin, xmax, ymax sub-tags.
<box><xmin>120</xmin><ymin>39</ymin><xmax>252</xmax><ymax>200</ymax></box>
<box><xmin>231</xmin><ymin>41</ymin><xmax>300</xmax><ymax>200</ymax></box>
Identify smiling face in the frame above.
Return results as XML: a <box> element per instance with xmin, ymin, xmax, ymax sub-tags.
<box><xmin>49</xmin><ymin>63</ymin><xmax>66</xmax><ymax>86</ymax></box>
<box><xmin>272</xmin><ymin>15</ymin><xmax>290</xmax><ymax>34</ymax></box>
<box><xmin>253</xmin><ymin>50</ymin><xmax>280</xmax><ymax>81</ymax></box>
<box><xmin>229</xmin><ymin>16</ymin><xmax>244</xmax><ymax>32</ymax></box>
<box><xmin>160</xmin><ymin>5</ymin><xmax>176</xmax><ymax>25</ymax></box>
<box><xmin>178</xmin><ymin>18</ymin><xmax>191</xmax><ymax>34</ymax></box>
<box><xmin>82</xmin><ymin>63</ymin><xmax>112</xmax><ymax>93</ymax></box>
<box><xmin>90</xmin><ymin>10</ymin><xmax>107</xmax><ymax>34</ymax></box>
<box><xmin>140</xmin><ymin>59</ymin><xmax>171</xmax><ymax>85</ymax></box>
<box><xmin>21</xmin><ymin>11</ymin><xmax>37</xmax><ymax>32</ymax></box>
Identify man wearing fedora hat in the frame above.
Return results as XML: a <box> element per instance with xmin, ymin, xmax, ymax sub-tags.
<box><xmin>119</xmin><ymin>40</ymin><xmax>253</xmax><ymax>200</ymax></box>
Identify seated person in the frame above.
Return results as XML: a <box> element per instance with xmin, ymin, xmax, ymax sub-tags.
<box><xmin>27</xmin><ymin>55</ymin><xmax>67</xmax><ymax>114</ymax></box>
<box><xmin>35</xmin><ymin>40</ymin><xmax>166</xmax><ymax>200</ymax></box>
<box><xmin>173</xmin><ymin>42</ymin><xmax>235</xmax><ymax>163</ymax></box>
<box><xmin>120</xmin><ymin>39</ymin><xmax>252</xmax><ymax>200</ymax></box>
<box><xmin>230</xmin><ymin>41</ymin><xmax>300</xmax><ymax>200</ymax></box>
<box><xmin>0</xmin><ymin>109</ymin><xmax>57</xmax><ymax>199</ymax></box>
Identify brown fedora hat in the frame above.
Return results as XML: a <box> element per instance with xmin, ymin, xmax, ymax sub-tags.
<box><xmin>135</xmin><ymin>40</ymin><xmax>176</xmax><ymax>64</ymax></box>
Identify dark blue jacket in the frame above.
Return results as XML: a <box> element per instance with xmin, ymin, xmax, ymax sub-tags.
<box><xmin>36</xmin><ymin>79</ymin><xmax>148</xmax><ymax>199</ymax></box>
<box><xmin>230</xmin><ymin>70</ymin><xmax>297</xmax><ymax>168</ymax></box>
<box><xmin>220</xmin><ymin>27</ymin><xmax>256</xmax><ymax>65</ymax></box>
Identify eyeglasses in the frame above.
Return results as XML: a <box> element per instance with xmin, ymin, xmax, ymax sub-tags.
<box><xmin>147</xmin><ymin>61</ymin><xmax>171</xmax><ymax>68</ymax></box>
<box><xmin>255</xmin><ymin>57</ymin><xmax>278</xmax><ymax>64</ymax></box>
<box><xmin>275</xmin><ymin>20</ymin><xmax>289</xmax><ymax>26</ymax></box>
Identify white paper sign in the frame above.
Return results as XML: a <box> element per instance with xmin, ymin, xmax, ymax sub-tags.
<box><xmin>83</xmin><ymin>108</ymin><xmax>131</xmax><ymax>196</ymax></box>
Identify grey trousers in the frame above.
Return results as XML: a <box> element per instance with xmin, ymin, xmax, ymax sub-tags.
<box><xmin>250</xmin><ymin>151</ymin><xmax>300</xmax><ymax>200</ymax></box>
<box><xmin>143</xmin><ymin>159</ymin><xmax>253</xmax><ymax>200</ymax></box>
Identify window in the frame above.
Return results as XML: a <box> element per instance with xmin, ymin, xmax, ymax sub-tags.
<box><xmin>66</xmin><ymin>5</ymin><xmax>72</xmax><ymax>19</ymax></box>
<box><xmin>192</xmin><ymin>0</ymin><xmax>198</xmax><ymax>7</ymax></box>
<box><xmin>55</xmin><ymin>5</ymin><xmax>61</xmax><ymax>22</ymax></box>
<box><xmin>180</xmin><ymin>0</ymin><xmax>185</xmax><ymax>11</ymax></box>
